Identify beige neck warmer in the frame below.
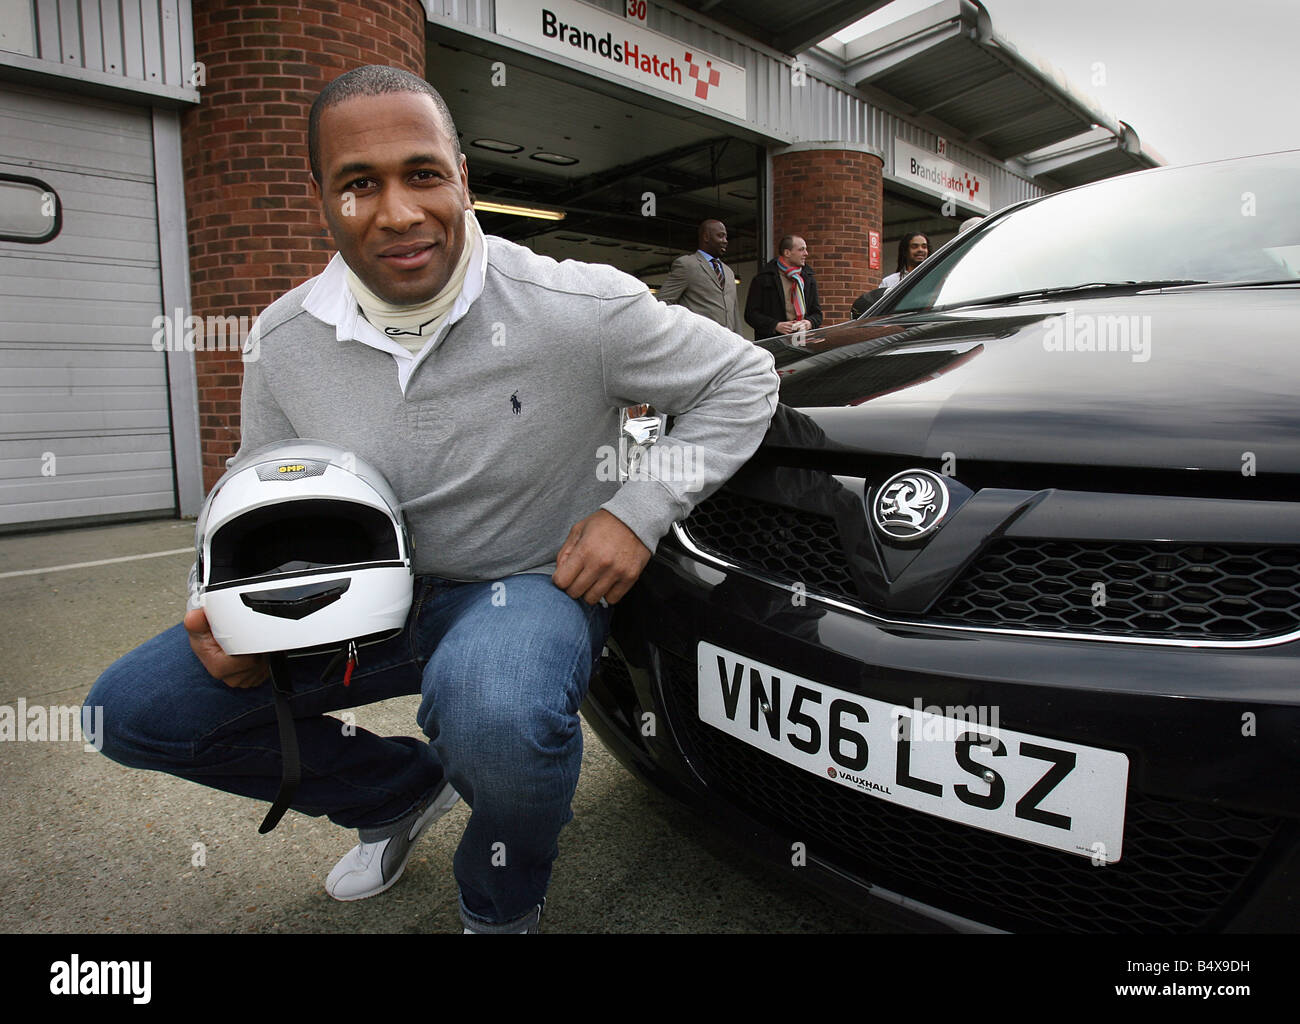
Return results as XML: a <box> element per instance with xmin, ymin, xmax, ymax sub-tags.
<box><xmin>345</xmin><ymin>209</ymin><xmax>481</xmax><ymax>355</ymax></box>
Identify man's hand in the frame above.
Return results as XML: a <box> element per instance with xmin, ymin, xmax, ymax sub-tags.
<box><xmin>184</xmin><ymin>607</ymin><xmax>270</xmax><ymax>688</ymax></box>
<box><xmin>552</xmin><ymin>509</ymin><xmax>652</xmax><ymax>605</ymax></box>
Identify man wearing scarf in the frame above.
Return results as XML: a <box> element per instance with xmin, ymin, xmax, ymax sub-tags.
<box><xmin>88</xmin><ymin>65</ymin><xmax>779</xmax><ymax>935</ymax></box>
<box><xmin>744</xmin><ymin>235</ymin><xmax>823</xmax><ymax>339</ymax></box>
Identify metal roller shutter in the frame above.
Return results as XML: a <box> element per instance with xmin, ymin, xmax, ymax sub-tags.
<box><xmin>0</xmin><ymin>84</ymin><xmax>175</xmax><ymax>529</ymax></box>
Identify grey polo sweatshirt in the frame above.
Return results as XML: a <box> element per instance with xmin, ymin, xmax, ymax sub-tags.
<box><xmin>235</xmin><ymin>235</ymin><xmax>779</xmax><ymax>580</ymax></box>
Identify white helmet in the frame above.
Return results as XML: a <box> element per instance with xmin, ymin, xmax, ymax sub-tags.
<box><xmin>195</xmin><ymin>440</ymin><xmax>413</xmax><ymax>656</ymax></box>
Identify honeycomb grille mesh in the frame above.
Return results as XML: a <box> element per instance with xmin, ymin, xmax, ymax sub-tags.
<box><xmin>934</xmin><ymin>539</ymin><xmax>1300</xmax><ymax>639</ymax></box>
<box><xmin>682</xmin><ymin>490</ymin><xmax>858</xmax><ymax>602</ymax></box>
<box><xmin>682</xmin><ymin>491</ymin><xmax>1300</xmax><ymax>640</ymax></box>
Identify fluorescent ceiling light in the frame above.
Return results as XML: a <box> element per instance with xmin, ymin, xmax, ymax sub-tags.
<box><xmin>530</xmin><ymin>152</ymin><xmax>579</xmax><ymax>166</ymax></box>
<box><xmin>471</xmin><ymin>138</ymin><xmax>524</xmax><ymax>153</ymax></box>
<box><xmin>473</xmin><ymin>199</ymin><xmax>566</xmax><ymax>221</ymax></box>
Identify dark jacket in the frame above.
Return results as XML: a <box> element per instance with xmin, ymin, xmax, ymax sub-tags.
<box><xmin>744</xmin><ymin>260</ymin><xmax>823</xmax><ymax>339</ymax></box>
<box><xmin>850</xmin><ymin>286</ymin><xmax>889</xmax><ymax>319</ymax></box>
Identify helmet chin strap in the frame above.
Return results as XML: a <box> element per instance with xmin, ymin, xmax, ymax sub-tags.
<box><xmin>259</xmin><ymin>636</ymin><xmax>366</xmax><ymax>835</ymax></box>
<box><xmin>259</xmin><ymin>651</ymin><xmax>300</xmax><ymax>834</ymax></box>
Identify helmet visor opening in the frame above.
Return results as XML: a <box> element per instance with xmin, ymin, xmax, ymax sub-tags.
<box><xmin>208</xmin><ymin>498</ymin><xmax>400</xmax><ymax>586</ymax></box>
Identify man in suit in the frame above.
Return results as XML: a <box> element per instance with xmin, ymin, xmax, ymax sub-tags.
<box><xmin>745</xmin><ymin>235</ymin><xmax>823</xmax><ymax>339</ymax></box>
<box><xmin>658</xmin><ymin>219</ymin><xmax>741</xmax><ymax>334</ymax></box>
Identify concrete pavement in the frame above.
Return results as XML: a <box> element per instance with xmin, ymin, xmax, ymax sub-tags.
<box><xmin>0</xmin><ymin>519</ymin><xmax>885</xmax><ymax>934</ymax></box>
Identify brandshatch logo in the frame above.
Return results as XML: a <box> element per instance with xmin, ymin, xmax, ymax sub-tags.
<box><xmin>541</xmin><ymin>8</ymin><xmax>685</xmax><ymax>85</ymax></box>
<box><xmin>526</xmin><ymin>5</ymin><xmax>741</xmax><ymax>115</ymax></box>
<box><xmin>907</xmin><ymin>156</ymin><xmax>984</xmax><ymax>207</ymax></box>
<box><xmin>685</xmin><ymin>51</ymin><xmax>721</xmax><ymax>100</ymax></box>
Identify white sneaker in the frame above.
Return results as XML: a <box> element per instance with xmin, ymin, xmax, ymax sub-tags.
<box><xmin>325</xmin><ymin>782</ymin><xmax>461</xmax><ymax>901</ymax></box>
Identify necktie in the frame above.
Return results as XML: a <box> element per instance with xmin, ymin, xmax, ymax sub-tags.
<box><xmin>711</xmin><ymin>258</ymin><xmax>723</xmax><ymax>286</ymax></box>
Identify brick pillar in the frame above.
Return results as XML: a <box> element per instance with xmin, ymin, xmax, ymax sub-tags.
<box><xmin>184</xmin><ymin>0</ymin><xmax>426</xmax><ymax>491</ymax></box>
<box><xmin>770</xmin><ymin>143</ymin><xmax>884</xmax><ymax>325</ymax></box>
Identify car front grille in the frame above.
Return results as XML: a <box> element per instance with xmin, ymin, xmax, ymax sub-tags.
<box><xmin>682</xmin><ymin>489</ymin><xmax>858</xmax><ymax>601</ymax></box>
<box><xmin>931</xmin><ymin>539</ymin><xmax>1300</xmax><ymax>639</ymax></box>
<box><xmin>656</xmin><ymin>651</ymin><xmax>1278</xmax><ymax>933</ymax></box>
<box><xmin>680</xmin><ymin>491</ymin><xmax>1300</xmax><ymax>641</ymax></box>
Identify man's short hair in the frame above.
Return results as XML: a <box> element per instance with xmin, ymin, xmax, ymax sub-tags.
<box><xmin>777</xmin><ymin>235</ymin><xmax>797</xmax><ymax>256</ymax></box>
<box><xmin>308</xmin><ymin>65</ymin><xmax>460</xmax><ymax>182</ymax></box>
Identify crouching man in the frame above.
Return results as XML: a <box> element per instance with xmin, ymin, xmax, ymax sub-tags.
<box><xmin>86</xmin><ymin>65</ymin><xmax>778</xmax><ymax>933</ymax></box>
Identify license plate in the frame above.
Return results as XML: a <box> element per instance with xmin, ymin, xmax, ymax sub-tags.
<box><xmin>697</xmin><ymin>642</ymin><xmax>1129</xmax><ymax>861</ymax></box>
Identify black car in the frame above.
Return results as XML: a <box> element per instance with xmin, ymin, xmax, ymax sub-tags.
<box><xmin>586</xmin><ymin>150</ymin><xmax>1300</xmax><ymax>933</ymax></box>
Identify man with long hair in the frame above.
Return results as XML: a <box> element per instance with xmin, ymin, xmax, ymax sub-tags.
<box><xmin>881</xmin><ymin>232</ymin><xmax>930</xmax><ymax>289</ymax></box>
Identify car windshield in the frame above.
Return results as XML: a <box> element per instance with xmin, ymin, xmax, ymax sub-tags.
<box><xmin>889</xmin><ymin>150</ymin><xmax>1300</xmax><ymax>313</ymax></box>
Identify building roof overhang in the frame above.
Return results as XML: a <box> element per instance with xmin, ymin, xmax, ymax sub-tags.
<box><xmin>1020</xmin><ymin>122</ymin><xmax>1165</xmax><ymax>190</ymax></box>
<box><xmin>672</xmin><ymin>0</ymin><xmax>897</xmax><ymax>56</ymax></box>
<box><xmin>837</xmin><ymin>0</ymin><xmax>1133</xmax><ymax>161</ymax></box>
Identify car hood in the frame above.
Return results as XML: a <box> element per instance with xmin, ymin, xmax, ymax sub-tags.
<box><xmin>765</xmin><ymin>287</ymin><xmax>1300</xmax><ymax>476</ymax></box>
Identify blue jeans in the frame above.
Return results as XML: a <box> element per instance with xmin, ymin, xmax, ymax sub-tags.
<box><xmin>85</xmin><ymin>573</ymin><xmax>611</xmax><ymax>926</ymax></box>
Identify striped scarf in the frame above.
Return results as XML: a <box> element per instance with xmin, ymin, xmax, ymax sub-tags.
<box><xmin>777</xmin><ymin>257</ymin><xmax>805</xmax><ymax>319</ymax></box>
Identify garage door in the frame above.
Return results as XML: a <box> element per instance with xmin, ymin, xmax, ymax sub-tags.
<box><xmin>0</xmin><ymin>84</ymin><xmax>175</xmax><ymax>529</ymax></box>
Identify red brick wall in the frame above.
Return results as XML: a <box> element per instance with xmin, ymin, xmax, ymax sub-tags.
<box><xmin>184</xmin><ymin>0</ymin><xmax>426</xmax><ymax>490</ymax></box>
<box><xmin>771</xmin><ymin>147</ymin><xmax>884</xmax><ymax>325</ymax></box>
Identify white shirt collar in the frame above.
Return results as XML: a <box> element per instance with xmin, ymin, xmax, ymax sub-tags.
<box><xmin>302</xmin><ymin>223</ymin><xmax>489</xmax><ymax>392</ymax></box>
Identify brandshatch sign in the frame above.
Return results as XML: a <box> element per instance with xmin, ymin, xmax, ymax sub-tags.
<box><xmin>893</xmin><ymin>138</ymin><xmax>991</xmax><ymax>213</ymax></box>
<box><xmin>497</xmin><ymin>0</ymin><xmax>747</xmax><ymax>120</ymax></box>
